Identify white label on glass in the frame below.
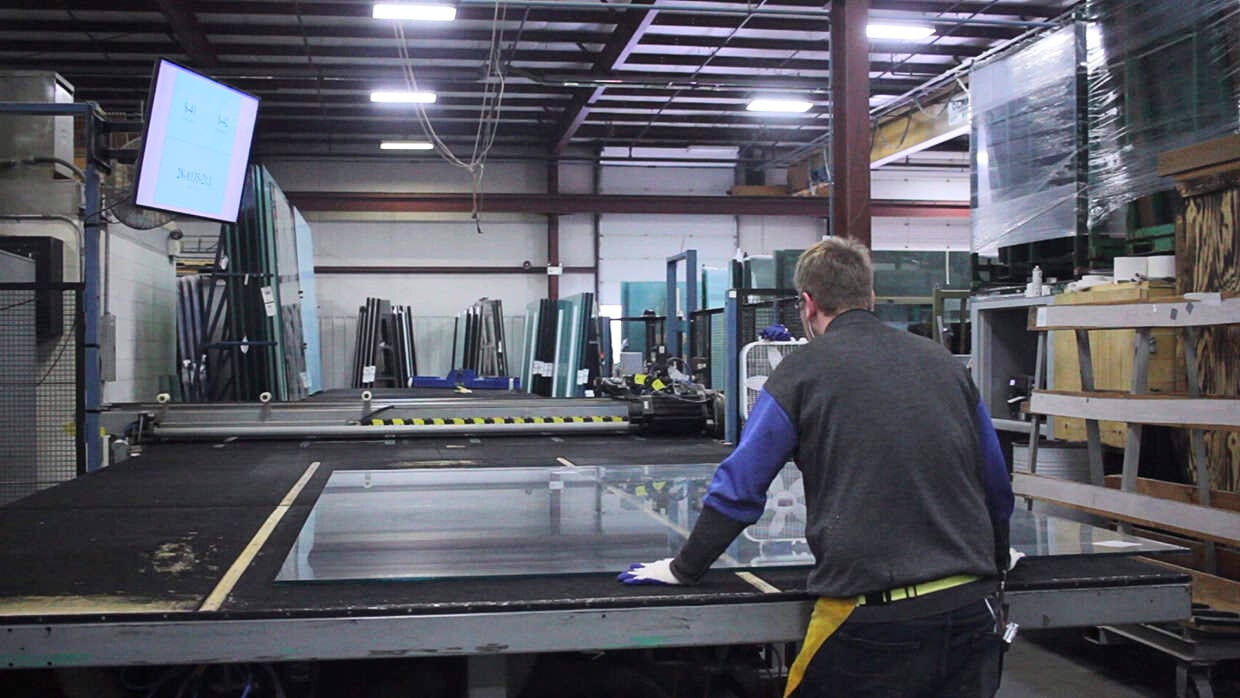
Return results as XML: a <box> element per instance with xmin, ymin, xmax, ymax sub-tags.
<box><xmin>261</xmin><ymin>286</ymin><xmax>276</xmax><ymax>317</ymax></box>
<box><xmin>577</xmin><ymin>369</ymin><xmax>589</xmax><ymax>385</ymax></box>
<box><xmin>362</xmin><ymin>365</ymin><xmax>376</xmax><ymax>383</ymax></box>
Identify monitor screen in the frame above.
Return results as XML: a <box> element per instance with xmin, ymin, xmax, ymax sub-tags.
<box><xmin>134</xmin><ymin>59</ymin><xmax>260</xmax><ymax>223</ymax></box>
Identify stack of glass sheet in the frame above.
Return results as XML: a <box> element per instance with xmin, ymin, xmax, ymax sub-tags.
<box><xmin>352</xmin><ymin>298</ymin><xmax>418</xmax><ymax>388</ymax></box>
<box><xmin>453</xmin><ymin>298</ymin><xmax>508</xmax><ymax>377</ymax></box>
<box><xmin>176</xmin><ymin>165</ymin><xmax>317</xmax><ymax>401</ymax></box>
<box><xmin>175</xmin><ymin>274</ymin><xmax>223</xmax><ymax>401</ymax></box>
<box><xmin>520</xmin><ymin>293</ymin><xmax>597</xmax><ymax>397</ymax></box>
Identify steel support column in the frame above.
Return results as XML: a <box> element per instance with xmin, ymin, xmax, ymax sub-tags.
<box><xmin>547</xmin><ymin>163</ymin><xmax>560</xmax><ymax>300</ymax></box>
<box><xmin>830</xmin><ymin>0</ymin><xmax>871</xmax><ymax>246</ymax></box>
<box><xmin>82</xmin><ymin>111</ymin><xmax>102</xmax><ymax>472</ymax></box>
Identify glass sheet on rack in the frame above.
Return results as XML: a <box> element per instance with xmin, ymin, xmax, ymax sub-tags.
<box><xmin>276</xmin><ymin>464</ymin><xmax>1183</xmax><ymax>583</ymax></box>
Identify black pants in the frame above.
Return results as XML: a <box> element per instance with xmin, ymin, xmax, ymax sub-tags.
<box><xmin>788</xmin><ymin>596</ymin><xmax>1004</xmax><ymax>698</ymax></box>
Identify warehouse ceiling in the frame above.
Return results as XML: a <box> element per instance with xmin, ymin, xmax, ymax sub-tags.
<box><xmin>0</xmin><ymin>0</ymin><xmax>1076</xmax><ymax>162</ymax></box>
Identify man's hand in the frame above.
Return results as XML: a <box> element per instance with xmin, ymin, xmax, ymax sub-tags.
<box><xmin>617</xmin><ymin>558</ymin><xmax>683</xmax><ymax>585</ymax></box>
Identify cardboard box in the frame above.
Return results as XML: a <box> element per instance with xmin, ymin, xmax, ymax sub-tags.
<box><xmin>1051</xmin><ymin>281</ymin><xmax>1183</xmax><ymax>447</ymax></box>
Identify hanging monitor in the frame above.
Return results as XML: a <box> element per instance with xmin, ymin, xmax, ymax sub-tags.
<box><xmin>134</xmin><ymin>59</ymin><xmax>260</xmax><ymax>223</ymax></box>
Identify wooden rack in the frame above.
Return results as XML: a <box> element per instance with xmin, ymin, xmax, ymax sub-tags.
<box><xmin>1016</xmin><ymin>294</ymin><xmax>1240</xmax><ymax>583</ymax></box>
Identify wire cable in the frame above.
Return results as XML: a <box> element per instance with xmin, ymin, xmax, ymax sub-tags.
<box><xmin>390</xmin><ymin>1</ymin><xmax>511</xmax><ymax>232</ymax></box>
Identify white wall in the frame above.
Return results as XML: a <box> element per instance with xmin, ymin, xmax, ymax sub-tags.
<box><xmin>102</xmin><ymin>224</ymin><xmax>176</xmax><ymax>403</ymax></box>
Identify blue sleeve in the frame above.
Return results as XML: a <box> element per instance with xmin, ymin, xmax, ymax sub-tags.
<box><xmin>975</xmin><ymin>398</ymin><xmax>1014</xmax><ymax>525</ymax></box>
<box><xmin>703</xmin><ymin>389</ymin><xmax>798</xmax><ymax>523</ymax></box>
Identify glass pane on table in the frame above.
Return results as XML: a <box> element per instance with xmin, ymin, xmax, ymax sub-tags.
<box><xmin>276</xmin><ymin>464</ymin><xmax>1184</xmax><ymax>583</ymax></box>
<box><xmin>277</xmin><ymin>463</ymin><xmax>811</xmax><ymax>582</ymax></box>
<box><xmin>1009</xmin><ymin>508</ymin><xmax>1183</xmax><ymax>557</ymax></box>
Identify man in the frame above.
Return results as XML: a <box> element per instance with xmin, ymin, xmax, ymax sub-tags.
<box><xmin>619</xmin><ymin>237</ymin><xmax>1014</xmax><ymax>698</ymax></box>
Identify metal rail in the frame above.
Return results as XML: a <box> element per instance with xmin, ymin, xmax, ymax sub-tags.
<box><xmin>0</xmin><ymin>583</ymin><xmax>1189</xmax><ymax>668</ymax></box>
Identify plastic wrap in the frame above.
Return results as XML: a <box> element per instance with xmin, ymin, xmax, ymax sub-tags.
<box><xmin>971</xmin><ymin>25</ymin><xmax>1085</xmax><ymax>256</ymax></box>
<box><xmin>1086</xmin><ymin>0</ymin><xmax>1240</xmax><ymax>229</ymax></box>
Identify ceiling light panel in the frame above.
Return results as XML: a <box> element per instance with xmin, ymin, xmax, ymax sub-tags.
<box><xmin>380</xmin><ymin>141</ymin><xmax>435</xmax><ymax>150</ymax></box>
<box><xmin>866</xmin><ymin>23</ymin><xmax>935</xmax><ymax>40</ymax></box>
<box><xmin>373</xmin><ymin>3</ymin><xmax>457</xmax><ymax>21</ymax></box>
<box><xmin>370</xmin><ymin>91</ymin><xmax>438</xmax><ymax>104</ymax></box>
<box><xmin>746</xmin><ymin>99</ymin><xmax>813</xmax><ymax>113</ymax></box>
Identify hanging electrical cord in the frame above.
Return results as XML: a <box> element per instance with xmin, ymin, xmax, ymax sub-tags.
<box><xmin>391</xmin><ymin>0</ymin><xmax>510</xmax><ymax>233</ymax></box>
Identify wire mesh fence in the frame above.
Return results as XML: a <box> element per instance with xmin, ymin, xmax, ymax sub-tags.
<box><xmin>0</xmin><ymin>283</ymin><xmax>83</xmax><ymax>505</ymax></box>
<box><xmin>739</xmin><ymin>291</ymin><xmax>803</xmax><ymax>345</ymax></box>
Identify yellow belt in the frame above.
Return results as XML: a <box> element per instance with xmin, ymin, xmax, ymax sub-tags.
<box><xmin>857</xmin><ymin>574</ymin><xmax>980</xmax><ymax>606</ymax></box>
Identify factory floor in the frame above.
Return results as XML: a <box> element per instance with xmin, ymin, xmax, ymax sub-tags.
<box><xmin>1001</xmin><ymin>628</ymin><xmax>1238</xmax><ymax>697</ymax></box>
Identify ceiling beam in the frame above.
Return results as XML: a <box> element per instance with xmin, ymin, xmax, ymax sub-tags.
<box><xmin>552</xmin><ymin>0</ymin><xmax>658</xmax><ymax>155</ymax></box>
<box><xmin>286</xmin><ymin>191</ymin><xmax>969</xmax><ymax>218</ymax></box>
<box><xmin>194</xmin><ymin>2</ymin><xmax>623</xmax><ymax>24</ymax></box>
<box><xmin>0</xmin><ymin>40</ymin><xmax>599</xmax><ymax>65</ymax></box>
<box><xmin>0</xmin><ymin>38</ymin><xmax>954</xmax><ymax>77</ymax></box>
<box><xmin>652</xmin><ymin>13</ymin><xmax>1024</xmax><ymax>39</ymax></box>
<box><xmin>153</xmin><ymin>0</ymin><xmax>219</xmax><ymax>68</ymax></box>
<box><xmin>0</xmin><ymin>17</ymin><xmax>987</xmax><ymax>62</ymax></box>
<box><xmin>871</xmin><ymin>86</ymin><xmax>970</xmax><ymax>167</ymax></box>
<box><xmin>0</xmin><ymin>19</ymin><xmax>611</xmax><ymax>46</ymax></box>
<box><xmin>0</xmin><ymin>59</ymin><xmax>916</xmax><ymax>93</ymax></box>
<box><xmin>641</xmin><ymin>34</ymin><xmax>985</xmax><ymax>58</ymax></box>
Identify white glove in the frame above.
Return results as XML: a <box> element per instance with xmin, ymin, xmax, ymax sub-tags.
<box><xmin>617</xmin><ymin>558</ymin><xmax>682</xmax><ymax>585</ymax></box>
<box><xmin>1008</xmin><ymin>547</ymin><xmax>1026</xmax><ymax>571</ymax></box>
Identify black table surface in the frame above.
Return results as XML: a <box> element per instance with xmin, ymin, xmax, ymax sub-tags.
<box><xmin>0</xmin><ymin>433</ymin><xmax>1187</xmax><ymax>624</ymax></box>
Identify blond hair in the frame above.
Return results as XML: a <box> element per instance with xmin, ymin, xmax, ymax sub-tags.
<box><xmin>793</xmin><ymin>237</ymin><xmax>874</xmax><ymax>316</ymax></box>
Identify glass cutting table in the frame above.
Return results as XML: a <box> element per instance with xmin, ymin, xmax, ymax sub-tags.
<box><xmin>277</xmin><ymin>463</ymin><xmax>1183</xmax><ymax>583</ymax></box>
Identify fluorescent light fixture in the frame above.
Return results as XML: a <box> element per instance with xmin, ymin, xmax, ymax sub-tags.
<box><xmin>746</xmin><ymin>98</ymin><xmax>813</xmax><ymax>113</ymax></box>
<box><xmin>370</xmin><ymin>90</ymin><xmax>437</xmax><ymax>104</ymax></box>
<box><xmin>373</xmin><ymin>3</ymin><xmax>457</xmax><ymax>21</ymax></box>
<box><xmin>866</xmin><ymin>23</ymin><xmax>935</xmax><ymax>40</ymax></box>
<box><xmin>380</xmin><ymin>141</ymin><xmax>434</xmax><ymax>150</ymax></box>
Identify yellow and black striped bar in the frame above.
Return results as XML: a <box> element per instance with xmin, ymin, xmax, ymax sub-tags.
<box><xmin>368</xmin><ymin>415</ymin><xmax>627</xmax><ymax>427</ymax></box>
